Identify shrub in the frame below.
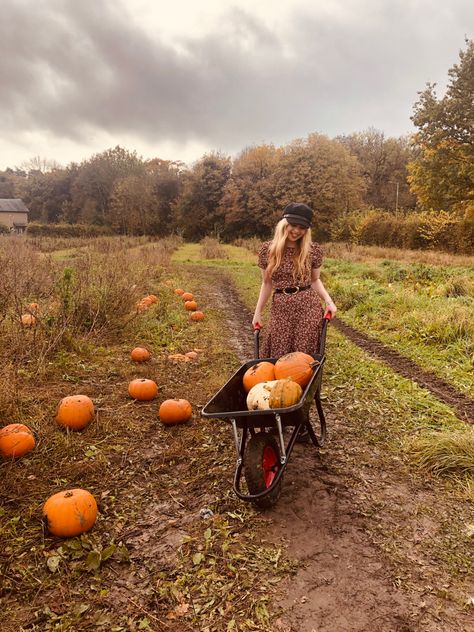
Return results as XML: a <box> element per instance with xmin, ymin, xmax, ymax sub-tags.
<box><xmin>199</xmin><ymin>237</ymin><xmax>228</xmax><ymax>259</ymax></box>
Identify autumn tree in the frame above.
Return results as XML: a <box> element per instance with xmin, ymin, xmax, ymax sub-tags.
<box><xmin>174</xmin><ymin>153</ymin><xmax>231</xmax><ymax>240</ymax></box>
<box><xmin>272</xmin><ymin>133</ymin><xmax>366</xmax><ymax>239</ymax></box>
<box><xmin>337</xmin><ymin>129</ymin><xmax>415</xmax><ymax>210</ymax></box>
<box><xmin>219</xmin><ymin>144</ymin><xmax>281</xmax><ymax>239</ymax></box>
<box><xmin>70</xmin><ymin>146</ymin><xmax>144</xmax><ymax>225</ymax></box>
<box><xmin>408</xmin><ymin>39</ymin><xmax>474</xmax><ymax>213</ymax></box>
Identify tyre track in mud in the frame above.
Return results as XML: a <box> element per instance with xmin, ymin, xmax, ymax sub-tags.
<box><xmin>196</xmin><ymin>266</ymin><xmax>473</xmax><ymax>632</ymax></box>
<box><xmin>332</xmin><ymin>319</ymin><xmax>474</xmax><ymax>425</ymax></box>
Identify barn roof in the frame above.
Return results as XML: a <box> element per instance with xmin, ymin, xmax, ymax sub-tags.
<box><xmin>0</xmin><ymin>199</ymin><xmax>29</xmax><ymax>213</ymax></box>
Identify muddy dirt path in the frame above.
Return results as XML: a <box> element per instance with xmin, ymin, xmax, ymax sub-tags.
<box><xmin>198</xmin><ymin>267</ymin><xmax>473</xmax><ymax>632</ymax></box>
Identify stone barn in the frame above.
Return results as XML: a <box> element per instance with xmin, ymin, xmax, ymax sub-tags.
<box><xmin>0</xmin><ymin>199</ymin><xmax>29</xmax><ymax>233</ymax></box>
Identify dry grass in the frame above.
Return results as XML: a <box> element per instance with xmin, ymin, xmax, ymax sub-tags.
<box><xmin>406</xmin><ymin>430</ymin><xmax>474</xmax><ymax>476</ymax></box>
<box><xmin>199</xmin><ymin>237</ymin><xmax>229</xmax><ymax>260</ymax></box>
<box><xmin>323</xmin><ymin>241</ymin><xmax>474</xmax><ymax>267</ymax></box>
<box><xmin>0</xmin><ymin>236</ymin><xmax>183</xmax><ymax>378</ymax></box>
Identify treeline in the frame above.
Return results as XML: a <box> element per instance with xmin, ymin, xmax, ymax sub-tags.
<box><xmin>0</xmin><ymin>40</ymin><xmax>472</xmax><ymax>252</ymax></box>
<box><xmin>0</xmin><ymin>131</ymin><xmax>413</xmax><ymax>241</ymax></box>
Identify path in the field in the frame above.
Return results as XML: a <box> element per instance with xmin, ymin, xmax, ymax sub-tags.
<box><xmin>198</xmin><ymin>267</ymin><xmax>472</xmax><ymax>632</ymax></box>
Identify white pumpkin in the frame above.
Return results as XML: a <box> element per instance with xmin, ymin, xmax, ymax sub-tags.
<box><xmin>246</xmin><ymin>380</ymin><xmax>279</xmax><ymax>411</ymax></box>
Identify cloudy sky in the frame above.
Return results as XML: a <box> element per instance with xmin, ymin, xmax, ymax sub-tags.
<box><xmin>1</xmin><ymin>0</ymin><xmax>472</xmax><ymax>170</ymax></box>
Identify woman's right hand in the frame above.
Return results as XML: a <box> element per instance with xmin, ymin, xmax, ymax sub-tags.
<box><xmin>252</xmin><ymin>313</ymin><xmax>263</xmax><ymax>329</ymax></box>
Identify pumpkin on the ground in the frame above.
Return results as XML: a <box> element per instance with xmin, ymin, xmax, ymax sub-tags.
<box><xmin>185</xmin><ymin>351</ymin><xmax>198</xmax><ymax>360</ymax></box>
<box><xmin>56</xmin><ymin>395</ymin><xmax>95</xmax><ymax>431</ymax></box>
<box><xmin>128</xmin><ymin>378</ymin><xmax>158</xmax><ymax>401</ymax></box>
<box><xmin>243</xmin><ymin>361</ymin><xmax>276</xmax><ymax>392</ymax></box>
<box><xmin>43</xmin><ymin>488</ymin><xmax>98</xmax><ymax>537</ymax></box>
<box><xmin>246</xmin><ymin>380</ymin><xmax>279</xmax><ymax>411</ymax></box>
<box><xmin>184</xmin><ymin>300</ymin><xmax>198</xmax><ymax>311</ymax></box>
<box><xmin>131</xmin><ymin>347</ymin><xmax>150</xmax><ymax>363</ymax></box>
<box><xmin>26</xmin><ymin>302</ymin><xmax>39</xmax><ymax>312</ymax></box>
<box><xmin>174</xmin><ymin>288</ymin><xmax>184</xmax><ymax>295</ymax></box>
<box><xmin>21</xmin><ymin>313</ymin><xmax>37</xmax><ymax>327</ymax></box>
<box><xmin>146</xmin><ymin>294</ymin><xmax>158</xmax><ymax>304</ymax></box>
<box><xmin>0</xmin><ymin>423</ymin><xmax>36</xmax><ymax>459</ymax></box>
<box><xmin>274</xmin><ymin>352</ymin><xmax>319</xmax><ymax>387</ymax></box>
<box><xmin>159</xmin><ymin>399</ymin><xmax>193</xmax><ymax>425</ymax></box>
<box><xmin>181</xmin><ymin>292</ymin><xmax>193</xmax><ymax>301</ymax></box>
<box><xmin>268</xmin><ymin>379</ymin><xmax>303</xmax><ymax>409</ymax></box>
<box><xmin>190</xmin><ymin>311</ymin><xmax>204</xmax><ymax>321</ymax></box>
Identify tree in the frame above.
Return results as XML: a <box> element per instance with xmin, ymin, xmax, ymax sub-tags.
<box><xmin>337</xmin><ymin>129</ymin><xmax>416</xmax><ymax>210</ymax></box>
<box><xmin>408</xmin><ymin>39</ymin><xmax>474</xmax><ymax>212</ymax></box>
<box><xmin>70</xmin><ymin>146</ymin><xmax>144</xmax><ymax>225</ymax></box>
<box><xmin>219</xmin><ymin>144</ymin><xmax>281</xmax><ymax>239</ymax></box>
<box><xmin>174</xmin><ymin>153</ymin><xmax>231</xmax><ymax>240</ymax></box>
<box><xmin>273</xmin><ymin>134</ymin><xmax>366</xmax><ymax>239</ymax></box>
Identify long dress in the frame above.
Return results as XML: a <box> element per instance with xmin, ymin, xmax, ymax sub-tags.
<box><xmin>258</xmin><ymin>241</ymin><xmax>324</xmax><ymax>358</ymax></box>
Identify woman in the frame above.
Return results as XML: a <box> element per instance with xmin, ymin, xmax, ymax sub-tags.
<box><xmin>252</xmin><ymin>202</ymin><xmax>336</xmax><ymax>358</ymax></box>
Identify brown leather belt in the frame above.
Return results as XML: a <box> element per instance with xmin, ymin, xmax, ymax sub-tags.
<box><xmin>273</xmin><ymin>285</ymin><xmax>311</xmax><ymax>295</ymax></box>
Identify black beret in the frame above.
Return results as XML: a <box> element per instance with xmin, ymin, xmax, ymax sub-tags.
<box><xmin>282</xmin><ymin>202</ymin><xmax>313</xmax><ymax>228</ymax></box>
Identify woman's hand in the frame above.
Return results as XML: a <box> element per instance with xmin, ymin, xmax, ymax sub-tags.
<box><xmin>324</xmin><ymin>300</ymin><xmax>337</xmax><ymax>318</ymax></box>
<box><xmin>252</xmin><ymin>313</ymin><xmax>263</xmax><ymax>329</ymax></box>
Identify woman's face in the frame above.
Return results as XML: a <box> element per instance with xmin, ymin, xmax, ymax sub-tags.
<box><xmin>286</xmin><ymin>222</ymin><xmax>307</xmax><ymax>243</ymax></box>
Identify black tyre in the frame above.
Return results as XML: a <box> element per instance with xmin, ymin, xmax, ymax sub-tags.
<box><xmin>244</xmin><ymin>433</ymin><xmax>282</xmax><ymax>509</ymax></box>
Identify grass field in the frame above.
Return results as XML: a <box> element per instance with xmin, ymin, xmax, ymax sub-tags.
<box><xmin>1</xmin><ymin>235</ymin><xmax>473</xmax><ymax>631</ymax></box>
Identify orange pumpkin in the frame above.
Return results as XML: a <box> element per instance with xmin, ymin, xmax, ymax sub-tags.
<box><xmin>243</xmin><ymin>361</ymin><xmax>276</xmax><ymax>392</ymax></box>
<box><xmin>185</xmin><ymin>351</ymin><xmax>198</xmax><ymax>360</ymax></box>
<box><xmin>146</xmin><ymin>294</ymin><xmax>158</xmax><ymax>304</ymax></box>
<box><xmin>181</xmin><ymin>292</ymin><xmax>193</xmax><ymax>301</ymax></box>
<box><xmin>56</xmin><ymin>395</ymin><xmax>95</xmax><ymax>431</ymax></box>
<box><xmin>128</xmin><ymin>378</ymin><xmax>158</xmax><ymax>401</ymax></box>
<box><xmin>274</xmin><ymin>352</ymin><xmax>319</xmax><ymax>387</ymax></box>
<box><xmin>26</xmin><ymin>302</ymin><xmax>39</xmax><ymax>312</ymax></box>
<box><xmin>0</xmin><ymin>423</ymin><xmax>36</xmax><ymax>459</ymax></box>
<box><xmin>43</xmin><ymin>488</ymin><xmax>98</xmax><ymax>537</ymax></box>
<box><xmin>21</xmin><ymin>313</ymin><xmax>37</xmax><ymax>327</ymax></box>
<box><xmin>168</xmin><ymin>353</ymin><xmax>190</xmax><ymax>362</ymax></box>
<box><xmin>131</xmin><ymin>347</ymin><xmax>150</xmax><ymax>362</ymax></box>
<box><xmin>136</xmin><ymin>300</ymin><xmax>149</xmax><ymax>311</ymax></box>
<box><xmin>174</xmin><ymin>288</ymin><xmax>185</xmax><ymax>295</ymax></box>
<box><xmin>268</xmin><ymin>379</ymin><xmax>303</xmax><ymax>409</ymax></box>
<box><xmin>184</xmin><ymin>300</ymin><xmax>198</xmax><ymax>311</ymax></box>
<box><xmin>159</xmin><ymin>399</ymin><xmax>192</xmax><ymax>425</ymax></box>
<box><xmin>190</xmin><ymin>311</ymin><xmax>205</xmax><ymax>322</ymax></box>
<box><xmin>140</xmin><ymin>296</ymin><xmax>154</xmax><ymax>306</ymax></box>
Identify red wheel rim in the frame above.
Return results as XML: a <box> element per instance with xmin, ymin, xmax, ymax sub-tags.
<box><xmin>262</xmin><ymin>446</ymin><xmax>278</xmax><ymax>488</ymax></box>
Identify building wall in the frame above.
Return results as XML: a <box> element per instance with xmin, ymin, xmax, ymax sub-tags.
<box><xmin>0</xmin><ymin>212</ymin><xmax>28</xmax><ymax>230</ymax></box>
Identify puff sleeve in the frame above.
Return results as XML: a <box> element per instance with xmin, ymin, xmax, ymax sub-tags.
<box><xmin>311</xmin><ymin>243</ymin><xmax>323</xmax><ymax>269</ymax></box>
<box><xmin>257</xmin><ymin>242</ymin><xmax>270</xmax><ymax>270</ymax></box>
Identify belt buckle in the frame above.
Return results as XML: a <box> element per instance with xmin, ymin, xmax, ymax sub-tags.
<box><xmin>283</xmin><ymin>286</ymin><xmax>299</xmax><ymax>295</ymax></box>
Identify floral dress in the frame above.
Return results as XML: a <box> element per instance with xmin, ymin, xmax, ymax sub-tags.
<box><xmin>257</xmin><ymin>241</ymin><xmax>324</xmax><ymax>358</ymax></box>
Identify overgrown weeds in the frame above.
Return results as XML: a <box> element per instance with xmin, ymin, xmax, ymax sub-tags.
<box><xmin>199</xmin><ymin>237</ymin><xmax>229</xmax><ymax>260</ymax></box>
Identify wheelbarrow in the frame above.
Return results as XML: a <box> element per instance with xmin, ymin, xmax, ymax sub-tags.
<box><xmin>201</xmin><ymin>314</ymin><xmax>331</xmax><ymax>508</ymax></box>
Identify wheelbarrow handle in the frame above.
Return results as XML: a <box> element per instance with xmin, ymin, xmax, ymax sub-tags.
<box><xmin>253</xmin><ymin>324</ymin><xmax>261</xmax><ymax>359</ymax></box>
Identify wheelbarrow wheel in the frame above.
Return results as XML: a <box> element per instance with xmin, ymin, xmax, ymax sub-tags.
<box><xmin>244</xmin><ymin>433</ymin><xmax>282</xmax><ymax>509</ymax></box>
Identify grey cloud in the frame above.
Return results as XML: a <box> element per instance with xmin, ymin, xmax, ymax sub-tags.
<box><xmin>1</xmin><ymin>0</ymin><xmax>473</xmax><ymax>157</ymax></box>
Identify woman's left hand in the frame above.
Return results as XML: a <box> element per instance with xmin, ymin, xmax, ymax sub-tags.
<box><xmin>324</xmin><ymin>301</ymin><xmax>337</xmax><ymax>318</ymax></box>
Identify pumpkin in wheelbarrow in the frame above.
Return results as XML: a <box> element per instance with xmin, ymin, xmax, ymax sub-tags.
<box><xmin>274</xmin><ymin>352</ymin><xmax>320</xmax><ymax>387</ymax></box>
<box><xmin>242</xmin><ymin>361</ymin><xmax>275</xmax><ymax>392</ymax></box>
<box><xmin>268</xmin><ymin>379</ymin><xmax>302</xmax><ymax>409</ymax></box>
<box><xmin>246</xmin><ymin>380</ymin><xmax>279</xmax><ymax>411</ymax></box>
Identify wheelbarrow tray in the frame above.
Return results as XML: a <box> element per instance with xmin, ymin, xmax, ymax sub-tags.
<box><xmin>201</xmin><ymin>352</ymin><xmax>325</xmax><ymax>428</ymax></box>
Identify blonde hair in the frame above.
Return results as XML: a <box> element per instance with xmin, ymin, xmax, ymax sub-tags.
<box><xmin>265</xmin><ymin>219</ymin><xmax>312</xmax><ymax>283</ymax></box>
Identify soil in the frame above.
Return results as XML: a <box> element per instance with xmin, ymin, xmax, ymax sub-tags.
<box><xmin>199</xmin><ymin>267</ymin><xmax>474</xmax><ymax>632</ymax></box>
